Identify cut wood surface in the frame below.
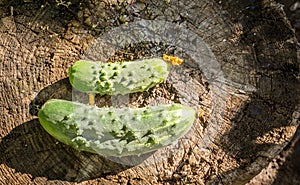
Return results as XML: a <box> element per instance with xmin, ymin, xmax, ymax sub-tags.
<box><xmin>0</xmin><ymin>0</ymin><xmax>299</xmax><ymax>184</ymax></box>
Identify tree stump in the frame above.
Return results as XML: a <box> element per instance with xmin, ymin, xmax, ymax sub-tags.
<box><xmin>0</xmin><ymin>0</ymin><xmax>299</xmax><ymax>184</ymax></box>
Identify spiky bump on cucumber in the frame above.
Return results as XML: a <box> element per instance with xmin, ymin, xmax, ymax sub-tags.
<box><xmin>38</xmin><ymin>99</ymin><xmax>196</xmax><ymax>157</ymax></box>
<box><xmin>69</xmin><ymin>58</ymin><xmax>171</xmax><ymax>95</ymax></box>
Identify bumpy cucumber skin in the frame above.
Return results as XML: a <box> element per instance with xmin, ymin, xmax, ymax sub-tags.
<box><xmin>38</xmin><ymin>99</ymin><xmax>196</xmax><ymax>157</ymax></box>
<box><xmin>69</xmin><ymin>58</ymin><xmax>171</xmax><ymax>95</ymax></box>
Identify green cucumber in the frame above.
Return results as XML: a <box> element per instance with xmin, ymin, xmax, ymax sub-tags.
<box><xmin>38</xmin><ymin>99</ymin><xmax>196</xmax><ymax>157</ymax></box>
<box><xmin>69</xmin><ymin>58</ymin><xmax>171</xmax><ymax>95</ymax></box>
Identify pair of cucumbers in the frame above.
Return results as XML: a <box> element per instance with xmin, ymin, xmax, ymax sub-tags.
<box><xmin>38</xmin><ymin>56</ymin><xmax>196</xmax><ymax>157</ymax></box>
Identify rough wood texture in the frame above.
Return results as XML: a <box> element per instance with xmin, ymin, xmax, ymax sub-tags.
<box><xmin>0</xmin><ymin>0</ymin><xmax>299</xmax><ymax>184</ymax></box>
<box><xmin>248</xmin><ymin>0</ymin><xmax>300</xmax><ymax>184</ymax></box>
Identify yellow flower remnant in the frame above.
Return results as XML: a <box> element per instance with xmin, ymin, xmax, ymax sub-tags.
<box><xmin>89</xmin><ymin>94</ymin><xmax>95</xmax><ymax>106</ymax></box>
<box><xmin>163</xmin><ymin>54</ymin><xmax>184</xmax><ymax>65</ymax></box>
<box><xmin>198</xmin><ymin>108</ymin><xmax>206</xmax><ymax>123</ymax></box>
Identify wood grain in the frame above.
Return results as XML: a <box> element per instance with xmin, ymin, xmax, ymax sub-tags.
<box><xmin>0</xmin><ymin>0</ymin><xmax>299</xmax><ymax>184</ymax></box>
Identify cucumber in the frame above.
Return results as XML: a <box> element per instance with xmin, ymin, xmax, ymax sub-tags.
<box><xmin>69</xmin><ymin>58</ymin><xmax>171</xmax><ymax>95</ymax></box>
<box><xmin>38</xmin><ymin>99</ymin><xmax>196</xmax><ymax>157</ymax></box>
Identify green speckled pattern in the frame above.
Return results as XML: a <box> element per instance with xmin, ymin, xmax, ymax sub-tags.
<box><xmin>38</xmin><ymin>99</ymin><xmax>196</xmax><ymax>157</ymax></box>
<box><xmin>69</xmin><ymin>58</ymin><xmax>171</xmax><ymax>95</ymax></box>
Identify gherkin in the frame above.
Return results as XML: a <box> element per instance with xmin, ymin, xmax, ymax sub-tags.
<box><xmin>69</xmin><ymin>58</ymin><xmax>171</xmax><ymax>95</ymax></box>
<box><xmin>38</xmin><ymin>99</ymin><xmax>196</xmax><ymax>157</ymax></box>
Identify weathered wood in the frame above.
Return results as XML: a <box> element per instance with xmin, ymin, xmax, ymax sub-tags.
<box><xmin>0</xmin><ymin>0</ymin><xmax>299</xmax><ymax>184</ymax></box>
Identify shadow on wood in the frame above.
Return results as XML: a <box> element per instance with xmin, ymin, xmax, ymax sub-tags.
<box><xmin>272</xmin><ymin>128</ymin><xmax>300</xmax><ymax>185</ymax></box>
<box><xmin>0</xmin><ymin>119</ymin><xmax>130</xmax><ymax>182</ymax></box>
<box><xmin>29</xmin><ymin>78</ymin><xmax>73</xmax><ymax>116</ymax></box>
<box><xmin>206</xmin><ymin>71</ymin><xmax>299</xmax><ymax>184</ymax></box>
<box><xmin>207</xmin><ymin>1</ymin><xmax>300</xmax><ymax>184</ymax></box>
<box><xmin>219</xmin><ymin>72</ymin><xmax>300</xmax><ymax>159</ymax></box>
<box><xmin>1</xmin><ymin>78</ymin><xmax>154</xmax><ymax>182</ymax></box>
<box><xmin>1</xmin><ymin>0</ymin><xmax>299</xmax><ymax>184</ymax></box>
